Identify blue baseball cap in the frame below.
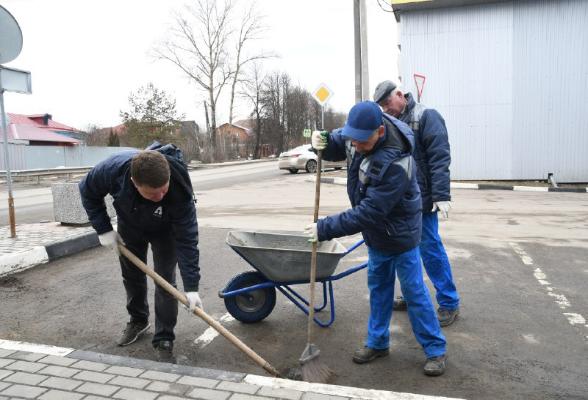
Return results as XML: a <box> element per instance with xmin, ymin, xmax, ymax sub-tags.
<box><xmin>341</xmin><ymin>101</ymin><xmax>383</xmax><ymax>142</ymax></box>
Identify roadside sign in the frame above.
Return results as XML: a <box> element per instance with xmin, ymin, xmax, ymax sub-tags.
<box><xmin>414</xmin><ymin>73</ymin><xmax>426</xmax><ymax>102</ymax></box>
<box><xmin>302</xmin><ymin>128</ymin><xmax>311</xmax><ymax>138</ymax></box>
<box><xmin>312</xmin><ymin>83</ymin><xmax>333</xmax><ymax>106</ymax></box>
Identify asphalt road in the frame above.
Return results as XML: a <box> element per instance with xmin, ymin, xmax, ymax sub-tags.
<box><xmin>1</xmin><ymin>168</ymin><xmax>587</xmax><ymax>399</ymax></box>
<box><xmin>0</xmin><ymin>161</ymin><xmax>282</xmax><ymax>226</ymax></box>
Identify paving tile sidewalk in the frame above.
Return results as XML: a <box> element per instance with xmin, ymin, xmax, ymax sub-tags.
<box><xmin>0</xmin><ymin>222</ymin><xmax>97</xmax><ymax>277</ymax></box>
<box><xmin>0</xmin><ymin>339</ymin><xmax>460</xmax><ymax>400</ymax></box>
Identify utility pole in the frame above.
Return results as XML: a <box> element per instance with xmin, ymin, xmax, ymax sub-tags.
<box><xmin>353</xmin><ymin>0</ymin><xmax>369</xmax><ymax>103</ymax></box>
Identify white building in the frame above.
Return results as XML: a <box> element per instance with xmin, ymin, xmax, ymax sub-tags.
<box><xmin>392</xmin><ymin>0</ymin><xmax>588</xmax><ymax>182</ymax></box>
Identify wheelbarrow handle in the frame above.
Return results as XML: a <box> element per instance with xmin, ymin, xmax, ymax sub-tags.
<box><xmin>117</xmin><ymin>244</ymin><xmax>281</xmax><ymax>378</ymax></box>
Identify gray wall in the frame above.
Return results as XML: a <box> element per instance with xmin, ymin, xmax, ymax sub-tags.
<box><xmin>0</xmin><ymin>144</ymin><xmax>136</xmax><ymax>170</ymax></box>
<box><xmin>398</xmin><ymin>0</ymin><xmax>588</xmax><ymax>182</ymax></box>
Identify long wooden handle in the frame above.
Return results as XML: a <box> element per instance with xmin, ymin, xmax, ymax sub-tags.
<box><xmin>306</xmin><ymin>150</ymin><xmax>322</xmax><ymax>343</ymax></box>
<box><xmin>118</xmin><ymin>244</ymin><xmax>281</xmax><ymax>377</ymax></box>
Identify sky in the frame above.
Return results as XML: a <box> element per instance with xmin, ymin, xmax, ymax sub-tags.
<box><xmin>2</xmin><ymin>0</ymin><xmax>400</xmax><ymax>131</ymax></box>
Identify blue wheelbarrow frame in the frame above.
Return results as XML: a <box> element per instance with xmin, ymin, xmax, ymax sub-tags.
<box><xmin>219</xmin><ymin>232</ymin><xmax>366</xmax><ymax>328</ymax></box>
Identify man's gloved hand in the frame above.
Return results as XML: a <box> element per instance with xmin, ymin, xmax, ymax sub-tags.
<box><xmin>185</xmin><ymin>292</ymin><xmax>203</xmax><ymax>311</ymax></box>
<box><xmin>432</xmin><ymin>201</ymin><xmax>452</xmax><ymax>219</ymax></box>
<box><xmin>311</xmin><ymin>130</ymin><xmax>328</xmax><ymax>151</ymax></box>
<box><xmin>304</xmin><ymin>223</ymin><xmax>318</xmax><ymax>243</ymax></box>
<box><xmin>98</xmin><ymin>230</ymin><xmax>122</xmax><ymax>256</ymax></box>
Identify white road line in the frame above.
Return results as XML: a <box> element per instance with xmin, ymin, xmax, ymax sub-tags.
<box><xmin>193</xmin><ymin>313</ymin><xmax>235</xmax><ymax>348</ymax></box>
<box><xmin>509</xmin><ymin>242</ymin><xmax>588</xmax><ymax>331</ymax></box>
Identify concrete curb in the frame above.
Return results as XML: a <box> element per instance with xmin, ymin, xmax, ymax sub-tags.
<box><xmin>0</xmin><ymin>231</ymin><xmax>99</xmax><ymax>277</ymax></box>
<box><xmin>0</xmin><ymin>338</ymin><xmax>463</xmax><ymax>400</ymax></box>
<box><xmin>190</xmin><ymin>158</ymin><xmax>277</xmax><ymax>169</ymax></box>
<box><xmin>313</xmin><ymin>177</ymin><xmax>588</xmax><ymax>193</ymax></box>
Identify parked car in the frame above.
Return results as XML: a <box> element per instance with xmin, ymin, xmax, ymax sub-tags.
<box><xmin>278</xmin><ymin>144</ymin><xmax>346</xmax><ymax>174</ymax></box>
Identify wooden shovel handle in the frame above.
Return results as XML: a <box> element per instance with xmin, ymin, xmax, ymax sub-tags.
<box><xmin>307</xmin><ymin>150</ymin><xmax>322</xmax><ymax>342</ymax></box>
<box><xmin>118</xmin><ymin>244</ymin><xmax>280</xmax><ymax>377</ymax></box>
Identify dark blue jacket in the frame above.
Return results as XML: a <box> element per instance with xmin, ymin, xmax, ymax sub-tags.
<box><xmin>397</xmin><ymin>93</ymin><xmax>451</xmax><ymax>213</ymax></box>
<box><xmin>317</xmin><ymin>115</ymin><xmax>422</xmax><ymax>254</ymax></box>
<box><xmin>78</xmin><ymin>150</ymin><xmax>200</xmax><ymax>291</ymax></box>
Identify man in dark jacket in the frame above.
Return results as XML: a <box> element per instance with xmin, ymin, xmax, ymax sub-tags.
<box><xmin>307</xmin><ymin>101</ymin><xmax>447</xmax><ymax>376</ymax></box>
<box><xmin>374</xmin><ymin>80</ymin><xmax>460</xmax><ymax>327</ymax></box>
<box><xmin>79</xmin><ymin>145</ymin><xmax>201</xmax><ymax>363</ymax></box>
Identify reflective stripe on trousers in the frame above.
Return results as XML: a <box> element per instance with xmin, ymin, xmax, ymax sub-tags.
<box><xmin>421</xmin><ymin>212</ymin><xmax>460</xmax><ymax>310</ymax></box>
<box><xmin>366</xmin><ymin>246</ymin><xmax>446</xmax><ymax>358</ymax></box>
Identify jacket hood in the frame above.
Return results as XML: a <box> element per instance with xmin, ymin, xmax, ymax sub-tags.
<box><xmin>382</xmin><ymin>113</ymin><xmax>415</xmax><ymax>155</ymax></box>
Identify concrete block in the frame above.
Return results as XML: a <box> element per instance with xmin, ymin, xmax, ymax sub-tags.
<box><xmin>104</xmin><ymin>365</ymin><xmax>144</xmax><ymax>377</ymax></box>
<box><xmin>176</xmin><ymin>375</ymin><xmax>218</xmax><ymax>388</ymax></box>
<box><xmin>73</xmin><ymin>370</ymin><xmax>114</xmax><ymax>384</ymax></box>
<box><xmin>109</xmin><ymin>375</ymin><xmax>150</xmax><ymax>389</ymax></box>
<box><xmin>70</xmin><ymin>360</ymin><xmax>109</xmax><ymax>372</ymax></box>
<box><xmin>158</xmin><ymin>396</ymin><xmax>192</xmax><ymax>400</ymax></box>
<box><xmin>4</xmin><ymin>371</ymin><xmax>48</xmax><ymax>385</ymax></box>
<box><xmin>7</xmin><ymin>351</ymin><xmax>45</xmax><ymax>362</ymax></box>
<box><xmin>186</xmin><ymin>387</ymin><xmax>230</xmax><ymax>400</ymax></box>
<box><xmin>302</xmin><ymin>393</ymin><xmax>349</xmax><ymax>400</ymax></box>
<box><xmin>0</xmin><ymin>359</ymin><xmax>14</xmax><ymax>369</ymax></box>
<box><xmin>145</xmin><ymin>381</ymin><xmax>190</xmax><ymax>395</ymax></box>
<box><xmin>40</xmin><ymin>376</ymin><xmax>83</xmax><ymax>391</ymax></box>
<box><xmin>39</xmin><ymin>389</ymin><xmax>84</xmax><ymax>400</ymax></box>
<box><xmin>38</xmin><ymin>355</ymin><xmax>77</xmax><ymax>367</ymax></box>
<box><xmin>0</xmin><ymin>383</ymin><xmax>47</xmax><ymax>398</ymax></box>
<box><xmin>139</xmin><ymin>370</ymin><xmax>180</xmax><ymax>382</ymax></box>
<box><xmin>38</xmin><ymin>365</ymin><xmax>80</xmax><ymax>378</ymax></box>
<box><xmin>0</xmin><ymin>350</ymin><xmax>15</xmax><ymax>358</ymax></box>
<box><xmin>216</xmin><ymin>381</ymin><xmax>259</xmax><ymax>394</ymax></box>
<box><xmin>0</xmin><ymin>369</ymin><xmax>14</xmax><ymax>380</ymax></box>
<box><xmin>75</xmin><ymin>382</ymin><xmax>119</xmax><ymax>397</ymax></box>
<box><xmin>229</xmin><ymin>394</ymin><xmax>270</xmax><ymax>400</ymax></box>
<box><xmin>51</xmin><ymin>183</ymin><xmax>115</xmax><ymax>225</ymax></box>
<box><xmin>257</xmin><ymin>386</ymin><xmax>303</xmax><ymax>400</ymax></box>
<box><xmin>113</xmin><ymin>387</ymin><xmax>158</xmax><ymax>400</ymax></box>
<box><xmin>4</xmin><ymin>360</ymin><xmax>45</xmax><ymax>373</ymax></box>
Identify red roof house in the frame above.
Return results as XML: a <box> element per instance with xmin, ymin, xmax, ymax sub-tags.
<box><xmin>3</xmin><ymin>113</ymin><xmax>81</xmax><ymax>146</ymax></box>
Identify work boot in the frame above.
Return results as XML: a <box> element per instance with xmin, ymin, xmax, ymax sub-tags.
<box><xmin>438</xmin><ymin>307</ymin><xmax>460</xmax><ymax>327</ymax></box>
<box><xmin>154</xmin><ymin>340</ymin><xmax>176</xmax><ymax>364</ymax></box>
<box><xmin>423</xmin><ymin>354</ymin><xmax>447</xmax><ymax>376</ymax></box>
<box><xmin>117</xmin><ymin>321</ymin><xmax>150</xmax><ymax>347</ymax></box>
<box><xmin>392</xmin><ymin>296</ymin><xmax>408</xmax><ymax>311</ymax></box>
<box><xmin>352</xmin><ymin>346</ymin><xmax>389</xmax><ymax>364</ymax></box>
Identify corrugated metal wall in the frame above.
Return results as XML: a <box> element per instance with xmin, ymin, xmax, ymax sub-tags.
<box><xmin>398</xmin><ymin>0</ymin><xmax>588</xmax><ymax>182</ymax></box>
<box><xmin>0</xmin><ymin>145</ymin><xmax>135</xmax><ymax>170</ymax></box>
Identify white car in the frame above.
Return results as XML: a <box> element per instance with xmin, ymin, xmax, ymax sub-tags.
<box><xmin>278</xmin><ymin>144</ymin><xmax>346</xmax><ymax>174</ymax></box>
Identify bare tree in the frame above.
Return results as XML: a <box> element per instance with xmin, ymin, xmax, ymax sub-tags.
<box><xmin>154</xmin><ymin>0</ymin><xmax>234</xmax><ymax>161</ymax></box>
<box><xmin>241</xmin><ymin>63</ymin><xmax>266</xmax><ymax>158</ymax></box>
<box><xmin>228</xmin><ymin>1</ymin><xmax>274</xmax><ymax>125</ymax></box>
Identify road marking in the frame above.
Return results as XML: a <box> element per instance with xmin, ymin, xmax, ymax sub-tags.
<box><xmin>510</xmin><ymin>242</ymin><xmax>588</xmax><ymax>331</ymax></box>
<box><xmin>194</xmin><ymin>313</ymin><xmax>235</xmax><ymax>348</ymax></box>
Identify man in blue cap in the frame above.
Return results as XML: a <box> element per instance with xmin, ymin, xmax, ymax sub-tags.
<box><xmin>307</xmin><ymin>101</ymin><xmax>447</xmax><ymax>376</ymax></box>
<box><xmin>373</xmin><ymin>80</ymin><xmax>459</xmax><ymax>327</ymax></box>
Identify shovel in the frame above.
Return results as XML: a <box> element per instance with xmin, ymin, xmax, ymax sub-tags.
<box><xmin>118</xmin><ymin>244</ymin><xmax>280</xmax><ymax>378</ymax></box>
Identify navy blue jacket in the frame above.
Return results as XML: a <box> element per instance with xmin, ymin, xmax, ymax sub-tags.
<box><xmin>397</xmin><ymin>93</ymin><xmax>451</xmax><ymax>213</ymax></box>
<box><xmin>317</xmin><ymin>115</ymin><xmax>422</xmax><ymax>254</ymax></box>
<box><xmin>78</xmin><ymin>150</ymin><xmax>200</xmax><ymax>291</ymax></box>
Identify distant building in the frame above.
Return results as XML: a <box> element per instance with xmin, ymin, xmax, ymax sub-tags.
<box><xmin>217</xmin><ymin>122</ymin><xmax>252</xmax><ymax>159</ymax></box>
<box><xmin>3</xmin><ymin>113</ymin><xmax>81</xmax><ymax>146</ymax></box>
<box><xmin>392</xmin><ymin>0</ymin><xmax>588</xmax><ymax>182</ymax></box>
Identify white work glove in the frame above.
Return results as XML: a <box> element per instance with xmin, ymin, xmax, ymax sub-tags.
<box><xmin>98</xmin><ymin>230</ymin><xmax>122</xmax><ymax>256</ymax></box>
<box><xmin>311</xmin><ymin>130</ymin><xmax>328</xmax><ymax>151</ymax></box>
<box><xmin>185</xmin><ymin>292</ymin><xmax>203</xmax><ymax>311</ymax></box>
<box><xmin>304</xmin><ymin>223</ymin><xmax>318</xmax><ymax>243</ymax></box>
<box><xmin>432</xmin><ymin>201</ymin><xmax>452</xmax><ymax>219</ymax></box>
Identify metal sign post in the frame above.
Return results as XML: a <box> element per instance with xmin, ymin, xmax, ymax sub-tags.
<box><xmin>1</xmin><ymin>5</ymin><xmax>32</xmax><ymax>237</ymax></box>
<box><xmin>312</xmin><ymin>84</ymin><xmax>333</xmax><ymax>130</ymax></box>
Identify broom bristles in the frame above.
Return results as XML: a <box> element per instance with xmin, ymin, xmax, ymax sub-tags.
<box><xmin>301</xmin><ymin>356</ymin><xmax>333</xmax><ymax>383</ymax></box>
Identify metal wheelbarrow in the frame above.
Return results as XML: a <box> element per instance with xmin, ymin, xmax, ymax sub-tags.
<box><xmin>219</xmin><ymin>230</ymin><xmax>367</xmax><ymax>327</ymax></box>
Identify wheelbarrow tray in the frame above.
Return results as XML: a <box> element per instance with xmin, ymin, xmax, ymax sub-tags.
<box><xmin>226</xmin><ymin>230</ymin><xmax>347</xmax><ymax>283</ymax></box>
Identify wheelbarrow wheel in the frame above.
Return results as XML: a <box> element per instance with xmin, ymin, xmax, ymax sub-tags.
<box><xmin>224</xmin><ymin>271</ymin><xmax>276</xmax><ymax>323</ymax></box>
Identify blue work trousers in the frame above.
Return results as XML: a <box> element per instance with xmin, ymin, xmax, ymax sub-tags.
<box><xmin>421</xmin><ymin>212</ymin><xmax>459</xmax><ymax>310</ymax></box>
<box><xmin>366</xmin><ymin>246</ymin><xmax>446</xmax><ymax>359</ymax></box>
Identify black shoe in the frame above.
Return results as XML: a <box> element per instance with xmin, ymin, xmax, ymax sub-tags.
<box><xmin>392</xmin><ymin>296</ymin><xmax>408</xmax><ymax>311</ymax></box>
<box><xmin>424</xmin><ymin>354</ymin><xmax>447</xmax><ymax>376</ymax></box>
<box><xmin>438</xmin><ymin>307</ymin><xmax>460</xmax><ymax>327</ymax></box>
<box><xmin>352</xmin><ymin>346</ymin><xmax>390</xmax><ymax>364</ymax></box>
<box><xmin>117</xmin><ymin>321</ymin><xmax>150</xmax><ymax>347</ymax></box>
<box><xmin>154</xmin><ymin>340</ymin><xmax>176</xmax><ymax>363</ymax></box>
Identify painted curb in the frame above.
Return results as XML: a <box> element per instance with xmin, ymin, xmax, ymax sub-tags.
<box><xmin>0</xmin><ymin>232</ymin><xmax>99</xmax><ymax>277</ymax></box>
<box><xmin>313</xmin><ymin>177</ymin><xmax>588</xmax><ymax>193</ymax></box>
<box><xmin>0</xmin><ymin>339</ymin><xmax>464</xmax><ymax>400</ymax></box>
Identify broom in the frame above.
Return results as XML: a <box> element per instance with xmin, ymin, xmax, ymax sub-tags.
<box><xmin>299</xmin><ymin>148</ymin><xmax>333</xmax><ymax>383</ymax></box>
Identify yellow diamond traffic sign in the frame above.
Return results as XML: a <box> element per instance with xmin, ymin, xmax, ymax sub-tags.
<box><xmin>313</xmin><ymin>83</ymin><xmax>333</xmax><ymax>106</ymax></box>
